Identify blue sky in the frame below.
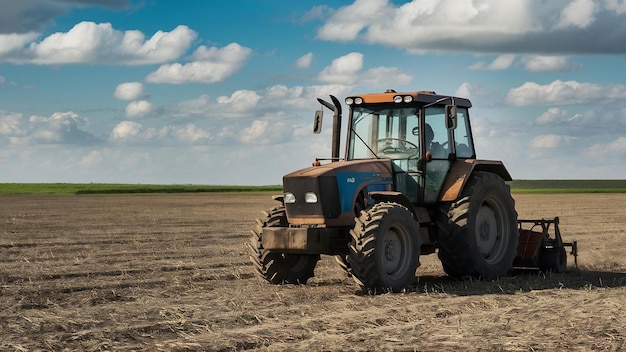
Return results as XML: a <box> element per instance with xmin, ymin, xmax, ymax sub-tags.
<box><xmin>1</xmin><ymin>0</ymin><xmax>625</xmax><ymax>184</ymax></box>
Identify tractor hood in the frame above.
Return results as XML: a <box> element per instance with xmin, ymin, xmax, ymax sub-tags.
<box><xmin>282</xmin><ymin>159</ymin><xmax>393</xmax><ymax>226</ymax></box>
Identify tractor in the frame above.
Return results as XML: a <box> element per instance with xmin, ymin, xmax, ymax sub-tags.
<box><xmin>249</xmin><ymin>89</ymin><xmax>577</xmax><ymax>293</ymax></box>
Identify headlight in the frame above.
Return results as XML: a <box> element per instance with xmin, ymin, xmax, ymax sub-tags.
<box><xmin>393</xmin><ymin>95</ymin><xmax>403</xmax><ymax>103</ymax></box>
<box><xmin>304</xmin><ymin>192</ymin><xmax>318</xmax><ymax>203</ymax></box>
<box><xmin>403</xmin><ymin>95</ymin><xmax>413</xmax><ymax>103</ymax></box>
<box><xmin>354</xmin><ymin>97</ymin><xmax>363</xmax><ymax>104</ymax></box>
<box><xmin>345</xmin><ymin>97</ymin><xmax>354</xmax><ymax>105</ymax></box>
<box><xmin>284</xmin><ymin>192</ymin><xmax>296</xmax><ymax>204</ymax></box>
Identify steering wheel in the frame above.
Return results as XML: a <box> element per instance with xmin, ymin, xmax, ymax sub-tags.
<box><xmin>376</xmin><ymin>138</ymin><xmax>419</xmax><ymax>159</ymax></box>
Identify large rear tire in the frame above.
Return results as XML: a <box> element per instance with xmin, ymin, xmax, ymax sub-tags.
<box><xmin>249</xmin><ymin>205</ymin><xmax>319</xmax><ymax>284</ymax></box>
<box><xmin>347</xmin><ymin>202</ymin><xmax>421</xmax><ymax>293</ymax></box>
<box><xmin>437</xmin><ymin>172</ymin><xmax>518</xmax><ymax>280</ymax></box>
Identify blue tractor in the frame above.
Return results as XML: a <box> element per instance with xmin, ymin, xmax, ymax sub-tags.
<box><xmin>250</xmin><ymin>89</ymin><xmax>543</xmax><ymax>293</ymax></box>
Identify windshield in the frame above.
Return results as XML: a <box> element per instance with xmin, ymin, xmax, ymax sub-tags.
<box><xmin>347</xmin><ymin>106</ymin><xmax>419</xmax><ymax>160</ymax></box>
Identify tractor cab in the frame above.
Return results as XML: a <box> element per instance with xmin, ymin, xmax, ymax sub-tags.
<box><xmin>343</xmin><ymin>90</ymin><xmax>476</xmax><ymax>204</ymax></box>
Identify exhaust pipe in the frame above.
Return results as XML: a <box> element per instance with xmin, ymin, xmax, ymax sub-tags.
<box><xmin>316</xmin><ymin>95</ymin><xmax>342</xmax><ymax>162</ymax></box>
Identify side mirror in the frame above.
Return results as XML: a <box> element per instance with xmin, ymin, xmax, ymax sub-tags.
<box><xmin>445</xmin><ymin>105</ymin><xmax>457</xmax><ymax>130</ymax></box>
<box><xmin>313</xmin><ymin>109</ymin><xmax>323</xmax><ymax>134</ymax></box>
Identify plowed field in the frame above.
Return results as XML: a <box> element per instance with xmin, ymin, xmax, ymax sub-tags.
<box><xmin>1</xmin><ymin>193</ymin><xmax>624</xmax><ymax>351</ymax></box>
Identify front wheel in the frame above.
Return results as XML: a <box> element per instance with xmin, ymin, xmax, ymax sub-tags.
<box><xmin>249</xmin><ymin>205</ymin><xmax>319</xmax><ymax>284</ymax></box>
<box><xmin>437</xmin><ymin>172</ymin><xmax>518</xmax><ymax>280</ymax></box>
<box><xmin>347</xmin><ymin>202</ymin><xmax>421</xmax><ymax>293</ymax></box>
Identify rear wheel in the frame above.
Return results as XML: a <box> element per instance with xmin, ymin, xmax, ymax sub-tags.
<box><xmin>437</xmin><ymin>172</ymin><xmax>518</xmax><ymax>279</ymax></box>
<box><xmin>249</xmin><ymin>205</ymin><xmax>319</xmax><ymax>284</ymax></box>
<box><xmin>347</xmin><ymin>202</ymin><xmax>420</xmax><ymax>293</ymax></box>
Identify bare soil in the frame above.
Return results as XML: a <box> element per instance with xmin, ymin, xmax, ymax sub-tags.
<box><xmin>1</xmin><ymin>193</ymin><xmax>624</xmax><ymax>351</ymax></box>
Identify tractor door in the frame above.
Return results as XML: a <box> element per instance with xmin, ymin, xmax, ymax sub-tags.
<box><xmin>423</xmin><ymin>106</ymin><xmax>452</xmax><ymax>203</ymax></box>
<box><xmin>423</xmin><ymin>106</ymin><xmax>475</xmax><ymax>203</ymax></box>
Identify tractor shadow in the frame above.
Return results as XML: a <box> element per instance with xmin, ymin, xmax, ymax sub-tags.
<box><xmin>351</xmin><ymin>269</ymin><xmax>626</xmax><ymax>296</ymax></box>
<box><xmin>400</xmin><ymin>269</ymin><xmax>626</xmax><ymax>297</ymax></box>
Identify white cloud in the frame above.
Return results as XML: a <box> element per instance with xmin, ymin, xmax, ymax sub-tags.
<box><xmin>535</xmin><ymin>108</ymin><xmax>570</xmax><ymax>125</ymax></box>
<box><xmin>317</xmin><ymin>0</ymin><xmax>390</xmax><ymax>41</ymax></box>
<box><xmin>0</xmin><ymin>111</ymin><xmax>97</xmax><ymax>146</ymax></box>
<box><xmin>111</xmin><ymin>121</ymin><xmax>142</xmax><ymax>140</ymax></box>
<box><xmin>145</xmin><ymin>43</ymin><xmax>252</xmax><ymax>84</ymax></box>
<box><xmin>81</xmin><ymin>150</ymin><xmax>104</xmax><ymax>167</ymax></box>
<box><xmin>521</xmin><ymin>55</ymin><xmax>578</xmax><ymax>72</ymax></box>
<box><xmin>468</xmin><ymin>54</ymin><xmax>578</xmax><ymax>72</ymax></box>
<box><xmin>176</xmin><ymin>84</ymin><xmax>353</xmax><ymax>119</ymax></box>
<box><xmin>316</xmin><ymin>0</ymin><xmax>626</xmax><ymax>54</ymax></box>
<box><xmin>319</xmin><ymin>52</ymin><xmax>363</xmax><ymax>84</ymax></box>
<box><xmin>114</xmin><ymin>82</ymin><xmax>149</xmax><ymax>101</ymax></box>
<box><xmin>468</xmin><ymin>54</ymin><xmax>515</xmax><ymax>70</ymax></box>
<box><xmin>505</xmin><ymin>80</ymin><xmax>626</xmax><ymax>106</ymax></box>
<box><xmin>586</xmin><ymin>136</ymin><xmax>626</xmax><ymax>155</ymax></box>
<box><xmin>240</xmin><ymin>120</ymin><xmax>291</xmax><ymax>144</ymax></box>
<box><xmin>455</xmin><ymin>82</ymin><xmax>473</xmax><ymax>99</ymax></box>
<box><xmin>110</xmin><ymin>120</ymin><xmax>212</xmax><ymax>145</ymax></box>
<box><xmin>125</xmin><ymin>100</ymin><xmax>154</xmax><ymax>118</ymax></box>
<box><xmin>530</xmin><ymin>134</ymin><xmax>576</xmax><ymax>148</ymax></box>
<box><xmin>0</xmin><ymin>22</ymin><xmax>196</xmax><ymax>65</ymax></box>
<box><xmin>0</xmin><ymin>32</ymin><xmax>39</xmax><ymax>56</ymax></box>
<box><xmin>296</xmin><ymin>52</ymin><xmax>314</xmax><ymax>69</ymax></box>
<box><xmin>556</xmin><ymin>0</ymin><xmax>598</xmax><ymax>29</ymax></box>
<box><xmin>216</xmin><ymin>90</ymin><xmax>262</xmax><ymax>112</ymax></box>
<box><xmin>174</xmin><ymin>124</ymin><xmax>211</xmax><ymax>144</ymax></box>
<box><xmin>318</xmin><ymin>52</ymin><xmax>411</xmax><ymax>85</ymax></box>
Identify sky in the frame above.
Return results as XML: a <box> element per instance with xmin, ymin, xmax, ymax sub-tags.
<box><xmin>1</xmin><ymin>0</ymin><xmax>625</xmax><ymax>185</ymax></box>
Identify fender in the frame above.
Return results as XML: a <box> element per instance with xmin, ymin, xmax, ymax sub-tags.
<box><xmin>439</xmin><ymin>159</ymin><xmax>512</xmax><ymax>202</ymax></box>
<box><xmin>370</xmin><ymin>191</ymin><xmax>431</xmax><ymax>224</ymax></box>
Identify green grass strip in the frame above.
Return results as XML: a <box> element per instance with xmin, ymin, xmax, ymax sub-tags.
<box><xmin>0</xmin><ymin>183</ymin><xmax>283</xmax><ymax>195</ymax></box>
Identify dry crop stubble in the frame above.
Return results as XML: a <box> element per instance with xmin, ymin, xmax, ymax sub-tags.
<box><xmin>0</xmin><ymin>193</ymin><xmax>624</xmax><ymax>351</ymax></box>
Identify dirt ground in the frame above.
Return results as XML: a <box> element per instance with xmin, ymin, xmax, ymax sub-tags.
<box><xmin>1</xmin><ymin>193</ymin><xmax>624</xmax><ymax>351</ymax></box>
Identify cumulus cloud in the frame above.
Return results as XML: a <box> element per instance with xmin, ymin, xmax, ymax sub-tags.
<box><xmin>176</xmin><ymin>84</ymin><xmax>352</xmax><ymax>119</ymax></box>
<box><xmin>240</xmin><ymin>120</ymin><xmax>291</xmax><ymax>144</ymax></box>
<box><xmin>319</xmin><ymin>52</ymin><xmax>363</xmax><ymax>84</ymax></box>
<box><xmin>177</xmin><ymin>90</ymin><xmax>261</xmax><ymax>118</ymax></box>
<box><xmin>124</xmin><ymin>100</ymin><xmax>154</xmax><ymax>118</ymax></box>
<box><xmin>468</xmin><ymin>54</ymin><xmax>516</xmax><ymax>70</ymax></box>
<box><xmin>316</xmin><ymin>0</ymin><xmax>626</xmax><ymax>54</ymax></box>
<box><xmin>0</xmin><ymin>21</ymin><xmax>197</xmax><ymax>65</ymax></box>
<box><xmin>296</xmin><ymin>52</ymin><xmax>314</xmax><ymax>69</ymax></box>
<box><xmin>586</xmin><ymin>136</ymin><xmax>626</xmax><ymax>155</ymax></box>
<box><xmin>145</xmin><ymin>43</ymin><xmax>252</xmax><ymax>84</ymax></box>
<box><xmin>114</xmin><ymin>82</ymin><xmax>149</xmax><ymax>101</ymax></box>
<box><xmin>535</xmin><ymin>108</ymin><xmax>571</xmax><ymax>125</ymax></box>
<box><xmin>110</xmin><ymin>120</ymin><xmax>212</xmax><ymax>145</ymax></box>
<box><xmin>0</xmin><ymin>32</ymin><xmax>39</xmax><ymax>56</ymax></box>
<box><xmin>521</xmin><ymin>55</ymin><xmax>579</xmax><ymax>72</ymax></box>
<box><xmin>110</xmin><ymin>121</ymin><xmax>142</xmax><ymax>140</ymax></box>
<box><xmin>505</xmin><ymin>80</ymin><xmax>626</xmax><ymax>106</ymax></box>
<box><xmin>216</xmin><ymin>90</ymin><xmax>262</xmax><ymax>112</ymax></box>
<box><xmin>556</xmin><ymin>0</ymin><xmax>598</xmax><ymax>29</ymax></box>
<box><xmin>318</xmin><ymin>52</ymin><xmax>412</xmax><ymax>85</ymax></box>
<box><xmin>530</xmin><ymin>134</ymin><xmax>576</xmax><ymax>148</ymax></box>
<box><xmin>455</xmin><ymin>82</ymin><xmax>473</xmax><ymax>99</ymax></box>
<box><xmin>0</xmin><ymin>111</ymin><xmax>97</xmax><ymax>146</ymax></box>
